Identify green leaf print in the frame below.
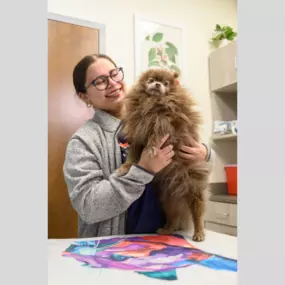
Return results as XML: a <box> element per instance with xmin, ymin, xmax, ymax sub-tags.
<box><xmin>148</xmin><ymin>48</ymin><xmax>157</xmax><ymax>62</ymax></box>
<box><xmin>165</xmin><ymin>48</ymin><xmax>176</xmax><ymax>63</ymax></box>
<box><xmin>170</xmin><ymin>64</ymin><xmax>181</xmax><ymax>74</ymax></box>
<box><xmin>152</xmin><ymin>33</ymin><xmax>163</xmax><ymax>42</ymax></box>
<box><xmin>148</xmin><ymin>61</ymin><xmax>160</xmax><ymax>67</ymax></box>
<box><xmin>165</xmin><ymin>42</ymin><xmax>178</xmax><ymax>55</ymax></box>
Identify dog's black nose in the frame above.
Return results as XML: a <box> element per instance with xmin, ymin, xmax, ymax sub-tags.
<box><xmin>155</xmin><ymin>83</ymin><xmax>160</xmax><ymax>88</ymax></box>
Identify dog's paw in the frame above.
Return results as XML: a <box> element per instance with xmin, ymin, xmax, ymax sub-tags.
<box><xmin>192</xmin><ymin>231</ymin><xmax>205</xmax><ymax>242</ymax></box>
<box><xmin>157</xmin><ymin>228</ymin><xmax>175</xmax><ymax>235</ymax></box>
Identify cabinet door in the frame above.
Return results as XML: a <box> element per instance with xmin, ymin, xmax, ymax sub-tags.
<box><xmin>209</xmin><ymin>42</ymin><xmax>237</xmax><ymax>92</ymax></box>
<box><xmin>205</xmin><ymin>201</ymin><xmax>237</xmax><ymax>227</ymax></box>
<box><xmin>205</xmin><ymin>221</ymin><xmax>237</xmax><ymax>237</ymax></box>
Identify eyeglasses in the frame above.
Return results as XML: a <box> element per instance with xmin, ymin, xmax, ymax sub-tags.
<box><xmin>85</xmin><ymin>67</ymin><xmax>124</xmax><ymax>91</ymax></box>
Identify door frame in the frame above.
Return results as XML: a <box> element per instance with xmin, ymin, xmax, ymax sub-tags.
<box><xmin>48</xmin><ymin>12</ymin><xmax>106</xmax><ymax>53</ymax></box>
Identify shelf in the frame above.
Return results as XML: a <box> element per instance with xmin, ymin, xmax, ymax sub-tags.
<box><xmin>209</xmin><ymin>194</ymin><xmax>237</xmax><ymax>205</ymax></box>
<box><xmin>212</xmin><ymin>134</ymin><xmax>237</xmax><ymax>141</ymax></box>
<box><xmin>209</xmin><ymin>42</ymin><xmax>237</xmax><ymax>92</ymax></box>
<box><xmin>212</xmin><ymin>81</ymin><xmax>237</xmax><ymax>94</ymax></box>
<box><xmin>209</xmin><ymin>41</ymin><xmax>237</xmax><ymax>185</ymax></box>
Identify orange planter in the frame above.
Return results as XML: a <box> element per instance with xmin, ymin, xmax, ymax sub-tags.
<box><xmin>224</xmin><ymin>164</ymin><xmax>237</xmax><ymax>195</ymax></box>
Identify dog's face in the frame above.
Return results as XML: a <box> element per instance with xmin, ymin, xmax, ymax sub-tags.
<box><xmin>138</xmin><ymin>69</ymin><xmax>179</xmax><ymax>96</ymax></box>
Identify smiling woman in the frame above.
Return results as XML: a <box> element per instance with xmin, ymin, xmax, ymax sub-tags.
<box><xmin>72</xmin><ymin>54</ymin><xmax>126</xmax><ymax>118</ymax></box>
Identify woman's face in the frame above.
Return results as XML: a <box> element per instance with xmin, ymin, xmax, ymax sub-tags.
<box><xmin>82</xmin><ymin>58</ymin><xmax>126</xmax><ymax>117</ymax></box>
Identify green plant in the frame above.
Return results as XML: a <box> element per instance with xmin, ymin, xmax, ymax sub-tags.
<box><xmin>145</xmin><ymin>32</ymin><xmax>181</xmax><ymax>74</ymax></box>
<box><xmin>211</xmin><ymin>24</ymin><xmax>237</xmax><ymax>44</ymax></box>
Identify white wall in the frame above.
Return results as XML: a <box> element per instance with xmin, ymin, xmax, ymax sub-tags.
<box><xmin>48</xmin><ymin>0</ymin><xmax>237</xmax><ymax>142</ymax></box>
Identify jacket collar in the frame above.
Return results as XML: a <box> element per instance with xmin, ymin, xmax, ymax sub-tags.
<box><xmin>92</xmin><ymin>108</ymin><xmax>122</xmax><ymax>132</ymax></box>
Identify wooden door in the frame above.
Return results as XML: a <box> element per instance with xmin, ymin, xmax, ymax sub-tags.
<box><xmin>48</xmin><ymin>19</ymin><xmax>99</xmax><ymax>238</ymax></box>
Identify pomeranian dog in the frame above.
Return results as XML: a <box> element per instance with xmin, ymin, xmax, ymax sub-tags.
<box><xmin>117</xmin><ymin>68</ymin><xmax>210</xmax><ymax>241</ymax></box>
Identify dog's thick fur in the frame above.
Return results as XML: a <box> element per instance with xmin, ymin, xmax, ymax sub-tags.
<box><xmin>117</xmin><ymin>68</ymin><xmax>210</xmax><ymax>241</ymax></box>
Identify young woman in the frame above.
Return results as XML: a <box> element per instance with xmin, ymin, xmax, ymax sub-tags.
<box><xmin>63</xmin><ymin>54</ymin><xmax>213</xmax><ymax>238</ymax></box>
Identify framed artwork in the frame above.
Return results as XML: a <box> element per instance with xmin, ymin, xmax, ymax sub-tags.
<box><xmin>134</xmin><ymin>14</ymin><xmax>186</xmax><ymax>82</ymax></box>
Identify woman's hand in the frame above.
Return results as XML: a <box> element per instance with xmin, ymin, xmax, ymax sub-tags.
<box><xmin>137</xmin><ymin>134</ymin><xmax>174</xmax><ymax>174</ymax></box>
<box><xmin>178</xmin><ymin>136</ymin><xmax>208</xmax><ymax>162</ymax></box>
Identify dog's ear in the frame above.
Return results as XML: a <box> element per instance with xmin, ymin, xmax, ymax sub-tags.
<box><xmin>173</xmin><ymin>72</ymin><xmax>180</xmax><ymax>85</ymax></box>
<box><xmin>173</xmin><ymin>72</ymin><xmax>179</xmax><ymax>79</ymax></box>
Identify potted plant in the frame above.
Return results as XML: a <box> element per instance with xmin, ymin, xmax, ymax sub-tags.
<box><xmin>210</xmin><ymin>24</ymin><xmax>237</xmax><ymax>48</ymax></box>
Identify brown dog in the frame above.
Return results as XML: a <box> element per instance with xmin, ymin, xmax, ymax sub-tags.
<box><xmin>117</xmin><ymin>68</ymin><xmax>210</xmax><ymax>241</ymax></box>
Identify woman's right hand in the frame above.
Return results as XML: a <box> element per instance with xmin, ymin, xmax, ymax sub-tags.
<box><xmin>137</xmin><ymin>134</ymin><xmax>174</xmax><ymax>174</ymax></box>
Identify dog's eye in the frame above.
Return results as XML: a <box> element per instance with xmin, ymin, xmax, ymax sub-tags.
<box><xmin>148</xmin><ymin>78</ymin><xmax>154</xmax><ymax>83</ymax></box>
<box><xmin>164</xmin><ymin>81</ymin><xmax>169</xmax><ymax>86</ymax></box>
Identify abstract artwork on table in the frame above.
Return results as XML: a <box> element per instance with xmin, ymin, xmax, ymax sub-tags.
<box><xmin>62</xmin><ymin>234</ymin><xmax>237</xmax><ymax>281</ymax></box>
<box><xmin>134</xmin><ymin>15</ymin><xmax>186</xmax><ymax>82</ymax></box>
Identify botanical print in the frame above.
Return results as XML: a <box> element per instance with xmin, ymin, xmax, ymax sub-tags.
<box><xmin>135</xmin><ymin>16</ymin><xmax>184</xmax><ymax>78</ymax></box>
<box><xmin>62</xmin><ymin>234</ymin><xmax>237</xmax><ymax>281</ymax></box>
<box><xmin>144</xmin><ymin>32</ymin><xmax>181</xmax><ymax>74</ymax></box>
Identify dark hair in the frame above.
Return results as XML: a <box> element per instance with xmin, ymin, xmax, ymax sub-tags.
<box><xmin>73</xmin><ymin>54</ymin><xmax>117</xmax><ymax>94</ymax></box>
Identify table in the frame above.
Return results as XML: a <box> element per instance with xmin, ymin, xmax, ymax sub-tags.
<box><xmin>48</xmin><ymin>230</ymin><xmax>237</xmax><ymax>285</ymax></box>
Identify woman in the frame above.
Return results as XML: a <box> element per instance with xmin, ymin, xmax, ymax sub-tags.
<box><xmin>63</xmin><ymin>54</ymin><xmax>213</xmax><ymax>238</ymax></box>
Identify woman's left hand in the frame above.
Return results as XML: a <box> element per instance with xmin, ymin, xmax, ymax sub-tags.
<box><xmin>178</xmin><ymin>136</ymin><xmax>208</xmax><ymax>162</ymax></box>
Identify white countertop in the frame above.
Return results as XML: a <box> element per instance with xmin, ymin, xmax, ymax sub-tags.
<box><xmin>48</xmin><ymin>230</ymin><xmax>237</xmax><ymax>285</ymax></box>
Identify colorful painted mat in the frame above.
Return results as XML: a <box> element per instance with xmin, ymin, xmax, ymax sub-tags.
<box><xmin>62</xmin><ymin>234</ymin><xmax>237</xmax><ymax>281</ymax></box>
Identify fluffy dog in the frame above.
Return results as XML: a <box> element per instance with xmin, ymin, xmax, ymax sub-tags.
<box><xmin>117</xmin><ymin>68</ymin><xmax>210</xmax><ymax>241</ymax></box>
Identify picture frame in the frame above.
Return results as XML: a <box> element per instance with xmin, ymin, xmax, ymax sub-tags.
<box><xmin>134</xmin><ymin>14</ymin><xmax>187</xmax><ymax>83</ymax></box>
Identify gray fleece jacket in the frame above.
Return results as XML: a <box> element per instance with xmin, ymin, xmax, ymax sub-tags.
<box><xmin>63</xmin><ymin>108</ymin><xmax>214</xmax><ymax>238</ymax></box>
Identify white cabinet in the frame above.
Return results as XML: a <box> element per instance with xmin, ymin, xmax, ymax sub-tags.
<box><xmin>209</xmin><ymin>41</ymin><xmax>237</xmax><ymax>183</ymax></box>
<box><xmin>205</xmin><ymin>200</ymin><xmax>237</xmax><ymax>236</ymax></box>
<box><xmin>206</xmin><ymin>42</ymin><xmax>238</xmax><ymax>237</ymax></box>
<box><xmin>209</xmin><ymin>42</ymin><xmax>237</xmax><ymax>92</ymax></box>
